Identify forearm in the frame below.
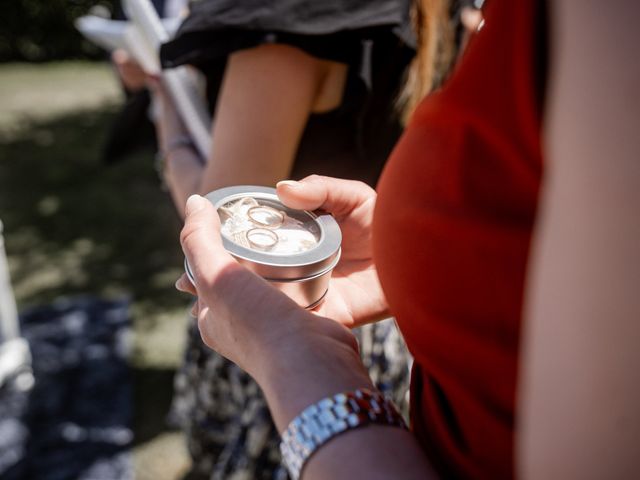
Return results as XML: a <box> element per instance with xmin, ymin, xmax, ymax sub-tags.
<box><xmin>153</xmin><ymin>91</ymin><xmax>207</xmax><ymax>216</ymax></box>
<box><xmin>256</xmin><ymin>328</ymin><xmax>375</xmax><ymax>430</ymax></box>
<box><xmin>305</xmin><ymin>427</ymin><xmax>435</xmax><ymax>480</ymax></box>
<box><xmin>253</xmin><ymin>319</ymin><xmax>436</xmax><ymax>480</ymax></box>
<box><xmin>519</xmin><ymin>1</ymin><xmax>640</xmax><ymax>477</ymax></box>
<box><xmin>179</xmin><ymin>193</ymin><xmax>436</xmax><ymax>479</ymax></box>
<box><xmin>155</xmin><ymin>43</ymin><xmax>346</xmax><ymax>219</ymax></box>
<box><xmin>162</xmin><ymin>147</ymin><xmax>204</xmax><ymax>218</ymax></box>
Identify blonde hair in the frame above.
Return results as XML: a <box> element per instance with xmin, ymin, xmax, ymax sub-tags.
<box><xmin>399</xmin><ymin>0</ymin><xmax>456</xmax><ymax>123</ymax></box>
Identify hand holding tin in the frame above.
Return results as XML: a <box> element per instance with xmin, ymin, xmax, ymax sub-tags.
<box><xmin>184</xmin><ymin>186</ymin><xmax>341</xmax><ymax>308</ymax></box>
<box><xmin>176</xmin><ymin>194</ymin><xmax>386</xmax><ymax>480</ymax></box>
<box><xmin>276</xmin><ymin>176</ymin><xmax>390</xmax><ymax>327</ymax></box>
<box><xmin>177</xmin><ymin>194</ymin><xmax>313</xmax><ymax>375</ymax></box>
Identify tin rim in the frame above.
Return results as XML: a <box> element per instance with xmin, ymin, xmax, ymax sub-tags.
<box><xmin>184</xmin><ymin>249</ymin><xmax>340</xmax><ymax>284</ymax></box>
<box><xmin>184</xmin><ymin>257</ymin><xmax>329</xmax><ymax>310</ymax></box>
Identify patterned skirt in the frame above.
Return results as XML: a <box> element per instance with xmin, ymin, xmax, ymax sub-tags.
<box><xmin>170</xmin><ymin>315</ymin><xmax>412</xmax><ymax>480</ymax></box>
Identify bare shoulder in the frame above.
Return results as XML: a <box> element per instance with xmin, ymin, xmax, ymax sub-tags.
<box><xmin>228</xmin><ymin>43</ymin><xmax>348</xmax><ymax>113</ymax></box>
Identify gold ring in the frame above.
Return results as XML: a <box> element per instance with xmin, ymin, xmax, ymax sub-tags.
<box><xmin>246</xmin><ymin>228</ymin><xmax>278</xmax><ymax>250</ymax></box>
<box><xmin>247</xmin><ymin>205</ymin><xmax>285</xmax><ymax>228</ymax></box>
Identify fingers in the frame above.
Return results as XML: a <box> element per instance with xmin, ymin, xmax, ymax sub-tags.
<box><xmin>180</xmin><ymin>195</ymin><xmax>236</xmax><ymax>293</ymax></box>
<box><xmin>178</xmin><ymin>195</ymin><xmax>309</xmax><ymax>368</ymax></box>
<box><xmin>112</xmin><ymin>49</ymin><xmax>149</xmax><ymax>92</ymax></box>
<box><xmin>276</xmin><ymin>175</ymin><xmax>375</xmax><ymax>219</ymax></box>
<box><xmin>111</xmin><ymin>48</ymin><xmax>129</xmax><ymax>66</ymax></box>
<box><xmin>179</xmin><ymin>195</ymin><xmax>296</xmax><ymax>312</ymax></box>
<box><xmin>175</xmin><ymin>273</ymin><xmax>196</xmax><ymax>296</ymax></box>
<box><xmin>461</xmin><ymin>7</ymin><xmax>484</xmax><ymax>33</ymax></box>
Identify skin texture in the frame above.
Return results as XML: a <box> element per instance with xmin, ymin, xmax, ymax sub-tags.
<box><xmin>113</xmin><ymin>43</ymin><xmax>347</xmax><ymax>217</ymax></box>
<box><xmin>175</xmin><ymin>4</ymin><xmax>640</xmax><ymax>476</ymax></box>
<box><xmin>176</xmin><ymin>178</ymin><xmax>436</xmax><ymax>480</ymax></box>
<box><xmin>518</xmin><ymin>1</ymin><xmax>640</xmax><ymax>478</ymax></box>
<box><xmin>275</xmin><ymin>177</ymin><xmax>390</xmax><ymax>327</ymax></box>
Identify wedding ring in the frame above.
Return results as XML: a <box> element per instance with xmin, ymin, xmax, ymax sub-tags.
<box><xmin>246</xmin><ymin>228</ymin><xmax>278</xmax><ymax>250</ymax></box>
<box><xmin>247</xmin><ymin>205</ymin><xmax>285</xmax><ymax>228</ymax></box>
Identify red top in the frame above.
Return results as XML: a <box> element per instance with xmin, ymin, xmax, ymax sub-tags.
<box><xmin>373</xmin><ymin>0</ymin><xmax>544</xmax><ymax>478</ymax></box>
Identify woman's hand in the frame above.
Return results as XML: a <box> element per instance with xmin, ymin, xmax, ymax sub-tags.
<box><xmin>175</xmin><ymin>186</ymin><xmax>432</xmax><ymax>480</ymax></box>
<box><xmin>110</xmin><ymin>50</ymin><xmax>203</xmax><ymax>214</ymax></box>
<box><xmin>176</xmin><ymin>194</ymin><xmax>363</xmax><ymax>379</ymax></box>
<box><xmin>277</xmin><ymin>175</ymin><xmax>389</xmax><ymax>327</ymax></box>
<box><xmin>175</xmin><ymin>174</ymin><xmax>389</xmax><ymax>426</ymax></box>
<box><xmin>112</xmin><ymin>49</ymin><xmax>148</xmax><ymax>92</ymax></box>
<box><xmin>176</xmin><ymin>193</ymin><xmax>431</xmax><ymax>479</ymax></box>
<box><xmin>111</xmin><ymin>49</ymin><xmax>190</xmax><ymax>150</ymax></box>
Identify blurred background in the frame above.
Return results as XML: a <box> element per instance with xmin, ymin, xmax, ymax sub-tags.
<box><xmin>1</xmin><ymin>1</ymin><xmax>192</xmax><ymax>478</ymax></box>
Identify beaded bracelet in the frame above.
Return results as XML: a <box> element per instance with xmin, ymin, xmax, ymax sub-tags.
<box><xmin>279</xmin><ymin>388</ymin><xmax>407</xmax><ymax>479</ymax></box>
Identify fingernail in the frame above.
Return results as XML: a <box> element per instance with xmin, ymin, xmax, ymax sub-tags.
<box><xmin>185</xmin><ymin>194</ymin><xmax>206</xmax><ymax>215</ymax></box>
<box><xmin>276</xmin><ymin>180</ymin><xmax>301</xmax><ymax>189</ymax></box>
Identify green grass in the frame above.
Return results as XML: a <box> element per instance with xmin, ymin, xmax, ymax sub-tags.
<box><xmin>0</xmin><ymin>61</ymin><xmax>191</xmax><ymax>479</ymax></box>
<box><xmin>0</xmin><ymin>61</ymin><xmax>123</xmax><ymax>133</ymax></box>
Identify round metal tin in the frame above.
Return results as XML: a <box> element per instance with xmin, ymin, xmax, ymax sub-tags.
<box><xmin>184</xmin><ymin>186</ymin><xmax>342</xmax><ymax>308</ymax></box>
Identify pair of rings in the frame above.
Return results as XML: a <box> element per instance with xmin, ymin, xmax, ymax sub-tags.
<box><xmin>246</xmin><ymin>205</ymin><xmax>285</xmax><ymax>250</ymax></box>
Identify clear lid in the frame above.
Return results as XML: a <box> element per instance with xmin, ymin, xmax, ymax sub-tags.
<box><xmin>218</xmin><ymin>196</ymin><xmax>321</xmax><ymax>255</ymax></box>
<box><xmin>198</xmin><ymin>186</ymin><xmax>341</xmax><ymax>280</ymax></box>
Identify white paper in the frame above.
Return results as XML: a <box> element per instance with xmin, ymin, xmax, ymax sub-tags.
<box><xmin>75</xmin><ymin>3</ymin><xmax>212</xmax><ymax>160</ymax></box>
<box><xmin>75</xmin><ymin>15</ymin><xmax>181</xmax><ymax>55</ymax></box>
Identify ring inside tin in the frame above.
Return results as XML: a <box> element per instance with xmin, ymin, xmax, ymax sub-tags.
<box><xmin>247</xmin><ymin>205</ymin><xmax>285</xmax><ymax>228</ymax></box>
<box><xmin>246</xmin><ymin>228</ymin><xmax>278</xmax><ymax>251</ymax></box>
<box><xmin>218</xmin><ymin>196</ymin><xmax>320</xmax><ymax>255</ymax></box>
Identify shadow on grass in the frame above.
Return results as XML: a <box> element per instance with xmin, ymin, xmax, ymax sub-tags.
<box><xmin>132</xmin><ymin>366</ymin><xmax>178</xmax><ymax>446</ymax></box>
<box><xmin>0</xmin><ymin>105</ymin><xmax>185</xmax><ymax>315</ymax></box>
<box><xmin>0</xmin><ymin>106</ymin><xmax>190</xmax><ymax>450</ymax></box>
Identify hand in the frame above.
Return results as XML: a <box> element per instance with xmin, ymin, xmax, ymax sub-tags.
<box><xmin>458</xmin><ymin>6</ymin><xmax>484</xmax><ymax>57</ymax></box>
<box><xmin>176</xmin><ymin>193</ymin><xmax>431</xmax><ymax>477</ymax></box>
<box><xmin>276</xmin><ymin>175</ymin><xmax>389</xmax><ymax>327</ymax></box>
<box><xmin>112</xmin><ymin>49</ymin><xmax>148</xmax><ymax>92</ymax></box>
<box><xmin>175</xmin><ymin>194</ymin><xmax>360</xmax><ymax>383</ymax></box>
<box><xmin>112</xmin><ymin>49</ymin><xmax>189</xmax><ymax>148</ymax></box>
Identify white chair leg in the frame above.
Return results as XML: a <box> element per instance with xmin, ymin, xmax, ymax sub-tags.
<box><xmin>0</xmin><ymin>219</ymin><xmax>32</xmax><ymax>389</ymax></box>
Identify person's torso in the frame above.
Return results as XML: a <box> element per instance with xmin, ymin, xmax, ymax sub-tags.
<box><xmin>373</xmin><ymin>0</ymin><xmax>545</xmax><ymax>477</ymax></box>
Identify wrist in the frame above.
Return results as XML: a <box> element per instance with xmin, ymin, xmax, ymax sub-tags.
<box><xmin>155</xmin><ymin>135</ymin><xmax>204</xmax><ymax>193</ymax></box>
<box><xmin>253</xmin><ymin>317</ymin><xmax>374</xmax><ymax>432</ymax></box>
<box><xmin>158</xmin><ymin>135</ymin><xmax>200</xmax><ymax>163</ymax></box>
<box><xmin>280</xmin><ymin>388</ymin><xmax>408</xmax><ymax>480</ymax></box>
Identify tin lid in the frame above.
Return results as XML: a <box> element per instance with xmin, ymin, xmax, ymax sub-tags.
<box><xmin>188</xmin><ymin>186</ymin><xmax>341</xmax><ymax>281</ymax></box>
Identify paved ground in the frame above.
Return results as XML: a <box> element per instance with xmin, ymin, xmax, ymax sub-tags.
<box><xmin>0</xmin><ymin>61</ymin><xmax>192</xmax><ymax>479</ymax></box>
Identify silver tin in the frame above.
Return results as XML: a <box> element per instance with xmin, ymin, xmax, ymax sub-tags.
<box><xmin>184</xmin><ymin>186</ymin><xmax>341</xmax><ymax>309</ymax></box>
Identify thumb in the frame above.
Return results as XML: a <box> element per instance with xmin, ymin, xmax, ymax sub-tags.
<box><xmin>180</xmin><ymin>195</ymin><xmax>235</xmax><ymax>290</ymax></box>
<box><xmin>276</xmin><ymin>175</ymin><xmax>375</xmax><ymax>219</ymax></box>
<box><xmin>180</xmin><ymin>195</ymin><xmax>301</xmax><ymax>334</ymax></box>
